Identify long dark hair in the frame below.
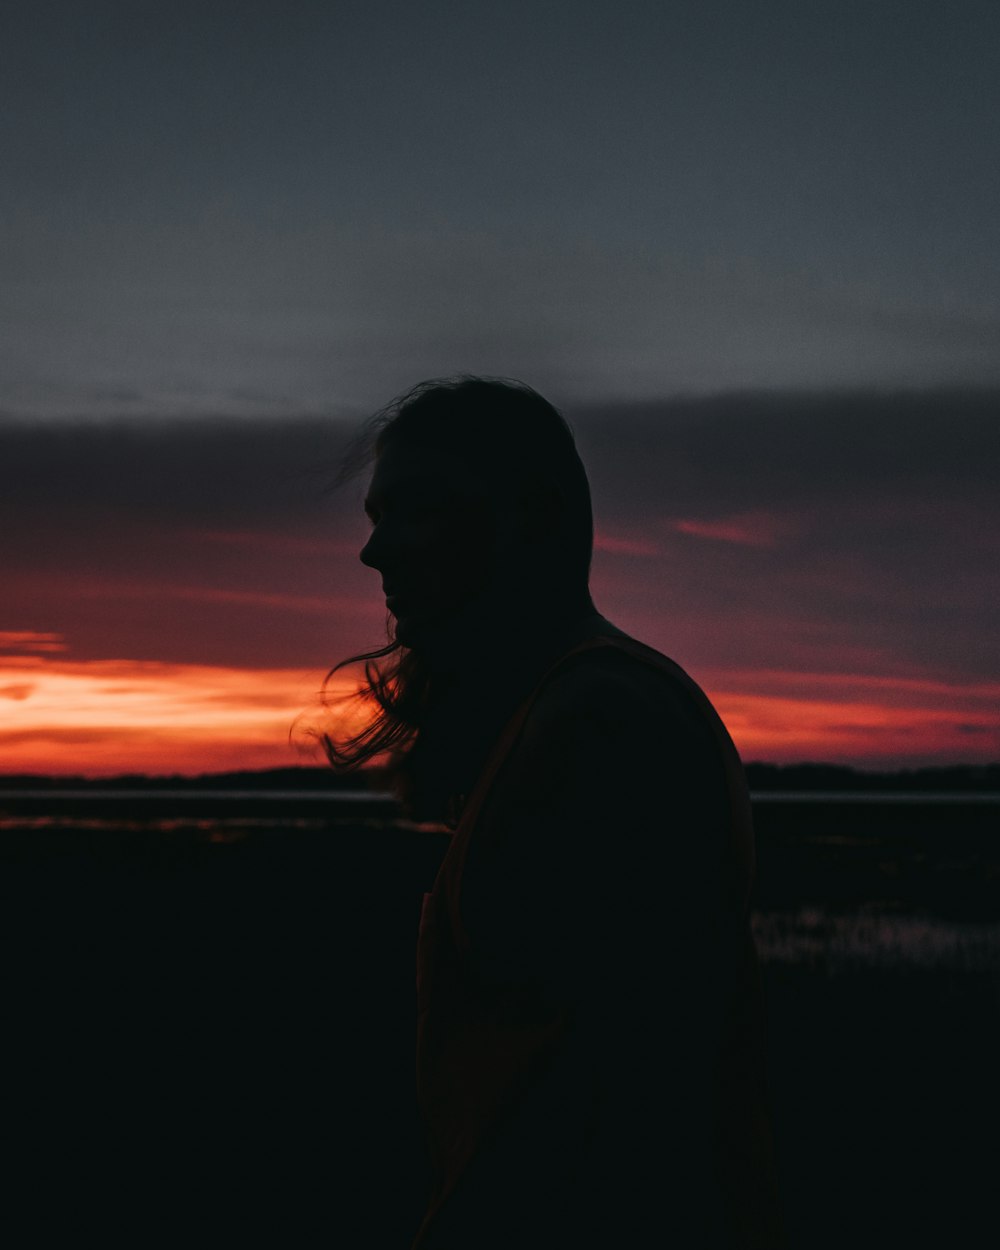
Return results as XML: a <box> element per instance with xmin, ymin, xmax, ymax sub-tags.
<box><xmin>312</xmin><ymin>375</ymin><xmax>594</xmax><ymax>817</ymax></box>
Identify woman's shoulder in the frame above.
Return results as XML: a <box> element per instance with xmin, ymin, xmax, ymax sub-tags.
<box><xmin>537</xmin><ymin>636</ymin><xmax>707</xmax><ymax>722</ymax></box>
<box><xmin>482</xmin><ymin>635</ymin><xmax>733</xmax><ymax>845</ymax></box>
<box><xmin>519</xmin><ymin>636</ymin><xmax>718</xmax><ymax>764</ymax></box>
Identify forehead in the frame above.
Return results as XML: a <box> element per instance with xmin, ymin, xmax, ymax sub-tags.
<box><xmin>364</xmin><ymin>439</ymin><xmax>488</xmax><ymax>503</ymax></box>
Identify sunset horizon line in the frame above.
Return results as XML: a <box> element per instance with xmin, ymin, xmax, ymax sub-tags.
<box><xmin>2</xmin><ymin>761</ymin><xmax>998</xmax><ymax>786</ymax></box>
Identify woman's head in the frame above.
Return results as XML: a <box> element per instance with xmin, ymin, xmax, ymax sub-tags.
<box><xmin>312</xmin><ymin>376</ymin><xmax>596</xmax><ymax>811</ymax></box>
<box><xmin>358</xmin><ymin>377</ymin><xmax>594</xmax><ymax>653</ymax></box>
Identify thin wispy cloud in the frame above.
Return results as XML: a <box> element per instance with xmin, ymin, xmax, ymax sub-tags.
<box><xmin>670</xmin><ymin>512</ymin><xmax>790</xmax><ymax>548</ymax></box>
<box><xmin>0</xmin><ymin>631</ymin><xmax>68</xmax><ymax>654</ymax></box>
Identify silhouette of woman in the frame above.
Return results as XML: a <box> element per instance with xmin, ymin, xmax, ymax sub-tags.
<box><xmin>324</xmin><ymin>377</ymin><xmax>785</xmax><ymax>1248</ymax></box>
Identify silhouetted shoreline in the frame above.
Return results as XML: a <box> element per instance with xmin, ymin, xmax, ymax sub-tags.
<box><xmin>2</xmin><ymin>761</ymin><xmax>999</xmax><ymax>792</ymax></box>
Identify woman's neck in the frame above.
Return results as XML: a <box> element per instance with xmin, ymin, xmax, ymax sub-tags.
<box><xmin>397</xmin><ymin>596</ymin><xmax>611</xmax><ymax>820</ymax></box>
<box><xmin>420</xmin><ymin>589</ymin><xmax>601</xmax><ymax>680</ymax></box>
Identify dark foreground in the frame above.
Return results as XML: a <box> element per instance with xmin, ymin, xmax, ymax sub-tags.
<box><xmin>0</xmin><ymin>795</ymin><xmax>997</xmax><ymax>1247</ymax></box>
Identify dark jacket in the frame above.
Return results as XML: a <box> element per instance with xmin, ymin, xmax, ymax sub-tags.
<box><xmin>413</xmin><ymin>622</ymin><xmax>784</xmax><ymax>1247</ymax></box>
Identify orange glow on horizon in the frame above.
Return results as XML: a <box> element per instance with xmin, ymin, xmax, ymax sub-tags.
<box><xmin>1</xmin><ymin>654</ymin><xmax>996</xmax><ymax>777</ymax></box>
<box><xmin>0</xmin><ymin>657</ymin><xmax>368</xmax><ymax>777</ymax></box>
<box><xmin>704</xmin><ymin>665</ymin><xmax>1000</xmax><ymax>765</ymax></box>
<box><xmin>713</xmin><ymin>691</ymin><xmax>998</xmax><ymax>766</ymax></box>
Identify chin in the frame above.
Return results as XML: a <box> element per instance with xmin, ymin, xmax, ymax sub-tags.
<box><xmin>393</xmin><ymin>610</ymin><xmax>457</xmax><ymax>656</ymax></box>
<box><xmin>392</xmin><ymin>612</ymin><xmax>429</xmax><ymax>649</ymax></box>
<box><xmin>392</xmin><ymin>594</ymin><xmax>484</xmax><ymax>656</ymax></box>
<box><xmin>393</xmin><ymin>620</ymin><xmax>416</xmax><ymax>648</ymax></box>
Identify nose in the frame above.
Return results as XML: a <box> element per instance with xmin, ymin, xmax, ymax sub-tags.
<box><xmin>360</xmin><ymin>514</ymin><xmax>397</xmax><ymax>571</ymax></box>
<box><xmin>359</xmin><ymin>530</ymin><xmax>380</xmax><ymax>569</ymax></box>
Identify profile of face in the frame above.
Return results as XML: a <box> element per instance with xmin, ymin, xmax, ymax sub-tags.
<box><xmin>359</xmin><ymin>438</ymin><xmax>502</xmax><ymax>651</ymax></box>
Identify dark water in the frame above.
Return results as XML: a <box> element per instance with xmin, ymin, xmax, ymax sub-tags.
<box><xmin>0</xmin><ymin>792</ymin><xmax>997</xmax><ymax>1246</ymax></box>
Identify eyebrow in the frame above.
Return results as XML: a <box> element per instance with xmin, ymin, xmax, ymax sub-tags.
<box><xmin>363</xmin><ymin>472</ymin><xmax>462</xmax><ymax>521</ymax></box>
<box><xmin>363</xmin><ymin>476</ymin><xmax>445</xmax><ymax>514</ymax></box>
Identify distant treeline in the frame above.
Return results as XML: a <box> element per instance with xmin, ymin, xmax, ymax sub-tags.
<box><xmin>1</xmin><ymin>762</ymin><xmax>999</xmax><ymax>792</ymax></box>
<box><xmin>0</xmin><ymin>766</ymin><xmax>381</xmax><ymax>791</ymax></box>
<box><xmin>744</xmin><ymin>762</ymin><xmax>1000</xmax><ymax>792</ymax></box>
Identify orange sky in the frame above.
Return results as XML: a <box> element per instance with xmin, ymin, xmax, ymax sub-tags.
<box><xmin>3</xmin><ymin>647</ymin><xmax>996</xmax><ymax>777</ymax></box>
<box><xmin>0</xmin><ymin>651</ymin><xmax>357</xmax><ymax>776</ymax></box>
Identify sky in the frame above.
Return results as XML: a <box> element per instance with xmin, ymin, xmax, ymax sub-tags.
<box><xmin>2</xmin><ymin>1</ymin><xmax>998</xmax><ymax>774</ymax></box>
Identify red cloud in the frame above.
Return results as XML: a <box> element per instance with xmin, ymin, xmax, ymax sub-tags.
<box><xmin>0</xmin><ymin>631</ymin><xmax>67</xmax><ymax>654</ymax></box>
<box><xmin>671</xmin><ymin>512</ymin><xmax>790</xmax><ymax>547</ymax></box>
<box><xmin>0</xmin><ymin>683</ymin><xmax>35</xmax><ymax>701</ymax></box>
<box><xmin>593</xmin><ymin>530</ymin><xmax>660</xmax><ymax>557</ymax></box>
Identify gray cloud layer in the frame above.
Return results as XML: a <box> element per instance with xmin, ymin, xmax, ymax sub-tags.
<box><xmin>4</xmin><ymin>3</ymin><xmax>999</xmax><ymax>414</ymax></box>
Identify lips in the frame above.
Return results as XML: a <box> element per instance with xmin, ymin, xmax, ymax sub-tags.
<box><xmin>383</xmin><ymin>583</ymin><xmax>421</xmax><ymax>618</ymax></box>
<box><xmin>385</xmin><ymin>591</ymin><xmax>411</xmax><ymax>615</ymax></box>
